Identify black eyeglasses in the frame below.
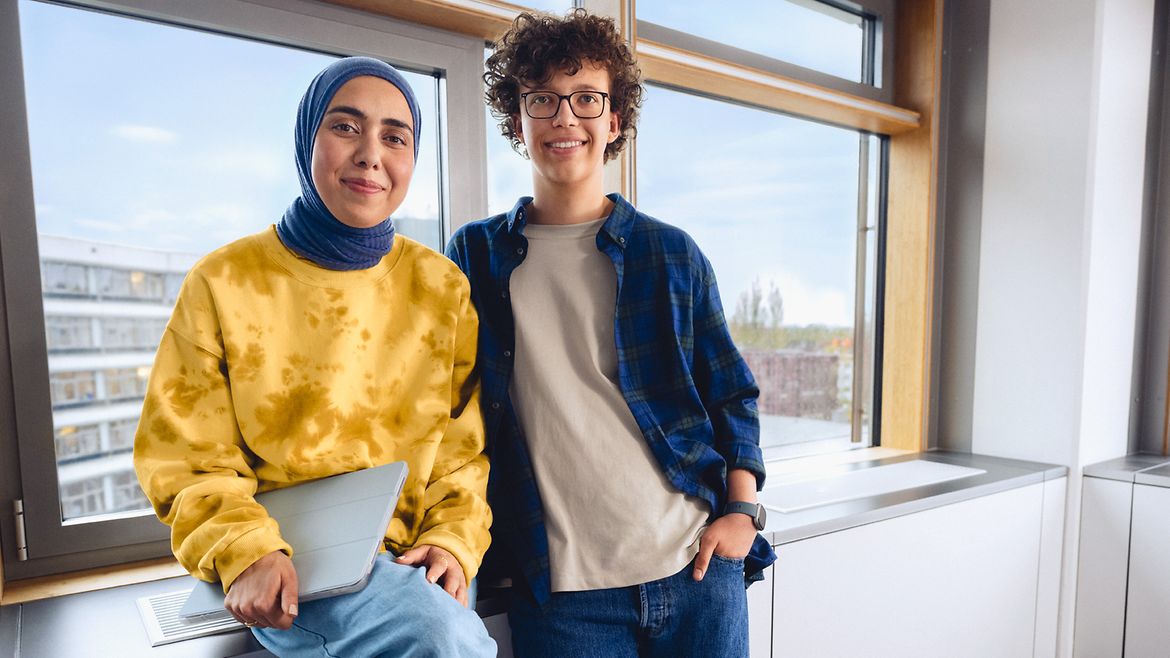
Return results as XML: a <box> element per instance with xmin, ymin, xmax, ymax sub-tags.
<box><xmin>520</xmin><ymin>90</ymin><xmax>609</xmax><ymax>119</ymax></box>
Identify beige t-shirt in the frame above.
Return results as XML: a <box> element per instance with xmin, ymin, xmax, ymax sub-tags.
<box><xmin>509</xmin><ymin>218</ymin><xmax>710</xmax><ymax>592</ymax></box>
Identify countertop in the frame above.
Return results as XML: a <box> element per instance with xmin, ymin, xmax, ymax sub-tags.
<box><xmin>760</xmin><ymin>449</ymin><xmax>1066</xmax><ymax>545</ymax></box>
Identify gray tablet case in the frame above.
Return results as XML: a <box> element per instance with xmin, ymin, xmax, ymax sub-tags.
<box><xmin>178</xmin><ymin>460</ymin><xmax>409</xmax><ymax>620</ymax></box>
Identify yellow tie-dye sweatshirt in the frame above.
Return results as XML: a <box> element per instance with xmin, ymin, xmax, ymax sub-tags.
<box><xmin>134</xmin><ymin>227</ymin><xmax>490</xmax><ymax>592</ymax></box>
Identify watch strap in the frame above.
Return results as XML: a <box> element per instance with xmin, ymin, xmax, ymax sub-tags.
<box><xmin>723</xmin><ymin>501</ymin><xmax>764</xmax><ymax>530</ymax></box>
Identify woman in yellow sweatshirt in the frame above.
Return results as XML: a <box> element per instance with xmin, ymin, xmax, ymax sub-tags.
<box><xmin>133</xmin><ymin>56</ymin><xmax>494</xmax><ymax>656</ymax></box>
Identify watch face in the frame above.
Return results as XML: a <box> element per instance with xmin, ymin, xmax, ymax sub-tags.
<box><xmin>754</xmin><ymin>504</ymin><xmax>767</xmax><ymax>530</ymax></box>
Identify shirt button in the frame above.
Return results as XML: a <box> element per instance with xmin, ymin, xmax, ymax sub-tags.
<box><xmin>500</xmin><ymin>291</ymin><xmax>508</xmax><ymax>299</ymax></box>
<box><xmin>491</xmin><ymin>402</ymin><xmax>501</xmax><ymax>410</ymax></box>
<box><xmin>503</xmin><ymin>350</ymin><xmax>512</xmax><ymax>358</ymax></box>
<box><xmin>618</xmin><ymin>237</ymin><xmax>626</xmax><ymax>244</ymax></box>
<box><xmin>516</xmin><ymin>247</ymin><xmax>525</xmax><ymax>255</ymax></box>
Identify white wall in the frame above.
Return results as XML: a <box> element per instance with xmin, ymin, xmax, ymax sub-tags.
<box><xmin>969</xmin><ymin>0</ymin><xmax>1155</xmax><ymax>654</ymax></box>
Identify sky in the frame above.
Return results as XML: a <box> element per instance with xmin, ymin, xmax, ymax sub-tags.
<box><xmin>18</xmin><ymin>0</ymin><xmax>441</xmax><ymax>255</ymax></box>
<box><xmin>636</xmin><ymin>0</ymin><xmax>864</xmax><ymax>82</ymax></box>
<box><xmin>20</xmin><ymin>0</ymin><xmax>874</xmax><ymax>329</ymax></box>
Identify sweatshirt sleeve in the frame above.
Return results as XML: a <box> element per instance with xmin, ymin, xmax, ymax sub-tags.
<box><xmin>409</xmin><ymin>282</ymin><xmax>492</xmax><ymax>580</ymax></box>
<box><xmin>133</xmin><ymin>274</ymin><xmax>291</xmax><ymax>593</ymax></box>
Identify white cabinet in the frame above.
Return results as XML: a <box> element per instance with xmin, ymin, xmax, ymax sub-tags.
<box><xmin>748</xmin><ymin>565</ymin><xmax>774</xmax><ymax>658</ymax></box>
<box><xmin>770</xmin><ymin>481</ymin><xmax>1057</xmax><ymax>658</ymax></box>
<box><xmin>1123</xmin><ymin>483</ymin><xmax>1170</xmax><ymax>657</ymax></box>
<box><xmin>1072</xmin><ymin>476</ymin><xmax>1133</xmax><ymax>656</ymax></box>
<box><xmin>1074</xmin><ymin>461</ymin><xmax>1170</xmax><ymax>658</ymax></box>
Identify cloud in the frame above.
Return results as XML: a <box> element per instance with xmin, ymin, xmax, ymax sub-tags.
<box><xmin>192</xmin><ymin>147</ymin><xmax>286</xmax><ymax>183</ymax></box>
<box><xmin>111</xmin><ymin>124</ymin><xmax>179</xmax><ymax>144</ymax></box>
<box><xmin>758</xmin><ymin>271</ymin><xmax>854</xmax><ymax>327</ymax></box>
<box><xmin>74</xmin><ymin>218</ymin><xmax>130</xmax><ymax>233</ymax></box>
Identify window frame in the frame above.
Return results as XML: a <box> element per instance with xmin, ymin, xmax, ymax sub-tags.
<box><xmin>0</xmin><ymin>0</ymin><xmax>488</xmax><ymax>579</ymax></box>
<box><xmin>1134</xmin><ymin>0</ymin><xmax>1170</xmax><ymax>456</ymax></box>
<box><xmin>635</xmin><ymin>0</ymin><xmax>896</xmax><ymax>104</ymax></box>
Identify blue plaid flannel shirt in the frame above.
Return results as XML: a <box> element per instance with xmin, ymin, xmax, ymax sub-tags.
<box><xmin>445</xmin><ymin>193</ymin><xmax>777</xmax><ymax>605</ymax></box>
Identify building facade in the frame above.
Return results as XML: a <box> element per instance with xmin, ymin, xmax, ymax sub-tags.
<box><xmin>39</xmin><ymin>235</ymin><xmax>197</xmax><ymax>519</ymax></box>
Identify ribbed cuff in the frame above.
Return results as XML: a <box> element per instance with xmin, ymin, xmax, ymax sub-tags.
<box><xmin>214</xmin><ymin>527</ymin><xmax>294</xmax><ymax>593</ymax></box>
<box><xmin>415</xmin><ymin>529</ymin><xmax>481</xmax><ymax>582</ymax></box>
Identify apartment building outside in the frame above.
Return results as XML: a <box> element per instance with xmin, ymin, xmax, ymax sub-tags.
<box><xmin>39</xmin><ymin>234</ymin><xmax>198</xmax><ymax>520</ymax></box>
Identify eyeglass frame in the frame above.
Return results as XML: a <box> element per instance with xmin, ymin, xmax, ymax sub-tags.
<box><xmin>519</xmin><ymin>90</ymin><xmax>610</xmax><ymax>119</ymax></box>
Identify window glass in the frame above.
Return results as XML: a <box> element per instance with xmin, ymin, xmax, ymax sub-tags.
<box><xmin>636</xmin><ymin>85</ymin><xmax>879</xmax><ymax>458</ymax></box>
<box><xmin>18</xmin><ymin>0</ymin><xmax>442</xmax><ymax>521</ymax></box>
<box><xmin>485</xmin><ymin>104</ymin><xmax>534</xmax><ymax>216</ymax></box>
<box><xmin>484</xmin><ymin>45</ymin><xmax>536</xmax><ymax>217</ymax></box>
<box><xmin>637</xmin><ymin>0</ymin><xmax>867</xmax><ymax>83</ymax></box>
<box><xmin>516</xmin><ymin>0</ymin><xmax>576</xmax><ymax>12</ymax></box>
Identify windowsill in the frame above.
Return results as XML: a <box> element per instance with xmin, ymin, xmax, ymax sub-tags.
<box><xmin>1</xmin><ymin>447</ymin><xmax>1061</xmax><ymax>608</ymax></box>
<box><xmin>1</xmin><ymin>555</ymin><xmax>185</xmax><ymax>606</ymax></box>
<box><xmin>759</xmin><ymin>449</ymin><xmax>1068</xmax><ymax>545</ymax></box>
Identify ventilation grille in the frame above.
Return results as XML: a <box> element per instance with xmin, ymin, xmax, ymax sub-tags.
<box><xmin>136</xmin><ymin>589</ymin><xmax>243</xmax><ymax>647</ymax></box>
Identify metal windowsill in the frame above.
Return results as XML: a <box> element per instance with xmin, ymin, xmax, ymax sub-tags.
<box><xmin>759</xmin><ymin>449</ymin><xmax>1067</xmax><ymax>546</ymax></box>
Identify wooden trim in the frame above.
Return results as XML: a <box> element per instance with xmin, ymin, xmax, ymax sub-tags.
<box><xmin>637</xmin><ymin>39</ymin><xmax>920</xmax><ymax>135</ymax></box>
<box><xmin>881</xmin><ymin>0</ymin><xmax>943</xmax><ymax>452</ymax></box>
<box><xmin>0</xmin><ymin>556</ymin><xmax>185</xmax><ymax>606</ymax></box>
<box><xmin>322</xmin><ymin>0</ymin><xmax>522</xmax><ymax>41</ymax></box>
<box><xmin>324</xmin><ymin>0</ymin><xmax>919</xmax><ymax>137</ymax></box>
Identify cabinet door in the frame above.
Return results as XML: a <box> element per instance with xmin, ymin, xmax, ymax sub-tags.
<box><xmin>1124</xmin><ymin>484</ymin><xmax>1170</xmax><ymax>658</ymax></box>
<box><xmin>1074</xmin><ymin>476</ymin><xmax>1133</xmax><ymax>657</ymax></box>
<box><xmin>748</xmin><ymin>564</ymin><xmax>775</xmax><ymax>658</ymax></box>
<box><xmin>772</xmin><ymin>483</ymin><xmax>1043</xmax><ymax>658</ymax></box>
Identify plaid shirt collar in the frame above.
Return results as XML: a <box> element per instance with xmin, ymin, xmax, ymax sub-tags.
<box><xmin>504</xmin><ymin>193</ymin><xmax>637</xmax><ymax>249</ymax></box>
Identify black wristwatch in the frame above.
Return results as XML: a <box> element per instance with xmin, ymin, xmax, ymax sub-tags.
<box><xmin>723</xmin><ymin>501</ymin><xmax>766</xmax><ymax>531</ymax></box>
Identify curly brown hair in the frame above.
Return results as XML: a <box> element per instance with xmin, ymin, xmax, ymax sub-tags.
<box><xmin>484</xmin><ymin>9</ymin><xmax>643</xmax><ymax>162</ymax></box>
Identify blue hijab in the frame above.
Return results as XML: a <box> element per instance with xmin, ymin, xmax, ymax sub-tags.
<box><xmin>276</xmin><ymin>57</ymin><xmax>422</xmax><ymax>270</ymax></box>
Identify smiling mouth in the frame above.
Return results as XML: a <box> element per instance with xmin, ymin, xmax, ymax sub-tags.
<box><xmin>547</xmin><ymin>140</ymin><xmax>586</xmax><ymax>149</ymax></box>
<box><xmin>342</xmin><ymin>178</ymin><xmax>384</xmax><ymax>194</ymax></box>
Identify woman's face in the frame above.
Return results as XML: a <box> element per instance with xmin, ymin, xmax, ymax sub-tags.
<box><xmin>311</xmin><ymin>76</ymin><xmax>415</xmax><ymax>229</ymax></box>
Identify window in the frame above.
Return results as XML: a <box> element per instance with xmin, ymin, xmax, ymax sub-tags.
<box><xmin>1</xmin><ymin>0</ymin><xmax>927</xmax><ymax>580</ymax></box>
<box><xmin>44</xmin><ymin>317</ymin><xmax>94</xmax><ymax>351</ymax></box>
<box><xmin>103</xmin><ymin>368</ymin><xmax>151</xmax><ymax>402</ymax></box>
<box><xmin>636</xmin><ymin>0</ymin><xmax>895</xmax><ymax>106</ymax></box>
<box><xmin>41</xmin><ymin>262</ymin><xmax>88</xmax><ymax>296</ymax></box>
<box><xmin>1</xmin><ymin>0</ymin><xmax>485</xmax><ymax>576</ymax></box>
<box><xmin>638</xmin><ymin>0</ymin><xmax>874</xmax><ymax>83</ymax></box>
<box><xmin>48</xmin><ymin>371</ymin><xmax>97</xmax><ymax>408</ymax></box>
<box><xmin>485</xmin><ymin>49</ymin><xmax>536</xmax><ymax>216</ymax></box>
<box><xmin>636</xmin><ymin>85</ymin><xmax>882</xmax><ymax>459</ymax></box>
<box><xmin>516</xmin><ymin>0</ymin><xmax>576</xmax><ymax>11</ymax></box>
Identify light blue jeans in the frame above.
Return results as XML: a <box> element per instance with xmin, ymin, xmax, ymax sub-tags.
<box><xmin>253</xmin><ymin>553</ymin><xmax>497</xmax><ymax>657</ymax></box>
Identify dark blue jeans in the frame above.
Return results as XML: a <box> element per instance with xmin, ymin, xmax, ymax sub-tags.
<box><xmin>508</xmin><ymin>555</ymin><xmax>749</xmax><ymax>658</ymax></box>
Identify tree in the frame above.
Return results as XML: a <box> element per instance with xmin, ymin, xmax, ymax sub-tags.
<box><xmin>730</xmin><ymin>278</ymin><xmax>784</xmax><ymax>349</ymax></box>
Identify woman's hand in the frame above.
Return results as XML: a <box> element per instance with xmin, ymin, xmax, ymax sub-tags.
<box><xmin>224</xmin><ymin>551</ymin><xmax>299</xmax><ymax>630</ymax></box>
<box><xmin>396</xmin><ymin>544</ymin><xmax>469</xmax><ymax>607</ymax></box>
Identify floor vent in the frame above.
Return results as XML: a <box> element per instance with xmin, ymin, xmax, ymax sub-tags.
<box><xmin>136</xmin><ymin>589</ymin><xmax>243</xmax><ymax>647</ymax></box>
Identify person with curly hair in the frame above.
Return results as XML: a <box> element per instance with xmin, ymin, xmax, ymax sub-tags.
<box><xmin>446</xmin><ymin>9</ymin><xmax>776</xmax><ymax>657</ymax></box>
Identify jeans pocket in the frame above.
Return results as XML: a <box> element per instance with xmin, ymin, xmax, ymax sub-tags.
<box><xmin>709</xmin><ymin>554</ymin><xmax>746</xmax><ymax>569</ymax></box>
